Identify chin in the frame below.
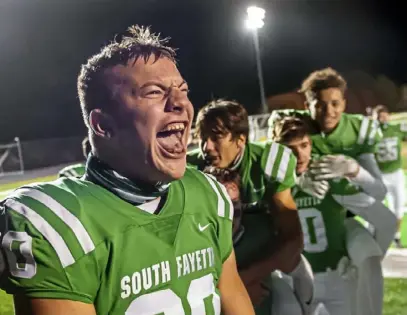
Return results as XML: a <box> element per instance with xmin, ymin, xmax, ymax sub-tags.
<box><xmin>155</xmin><ymin>157</ymin><xmax>187</xmax><ymax>182</ymax></box>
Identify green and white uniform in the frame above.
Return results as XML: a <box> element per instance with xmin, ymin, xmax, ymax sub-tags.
<box><xmin>188</xmin><ymin>141</ymin><xmax>297</xmax><ymax>210</ymax></box>
<box><xmin>268</xmin><ymin>110</ymin><xmax>382</xmax><ymax>158</ymax></box>
<box><xmin>188</xmin><ymin>142</ymin><xmax>297</xmax><ymax>314</ymax></box>
<box><xmin>0</xmin><ymin>167</ymin><xmax>232</xmax><ymax>315</ymax></box>
<box><xmin>58</xmin><ymin>163</ymin><xmax>86</xmax><ymax>178</ymax></box>
<box><xmin>294</xmin><ymin>177</ymin><xmax>361</xmax><ymax>315</ymax></box>
<box><xmin>375</xmin><ymin>122</ymin><xmax>407</xmax><ymax>219</ymax></box>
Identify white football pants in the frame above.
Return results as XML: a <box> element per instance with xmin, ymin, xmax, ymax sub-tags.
<box><xmin>382</xmin><ymin>168</ymin><xmax>406</xmax><ymax>219</ymax></box>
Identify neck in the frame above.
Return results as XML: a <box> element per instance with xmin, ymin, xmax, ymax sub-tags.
<box><xmin>86</xmin><ymin>154</ymin><xmax>170</xmax><ymax>205</ymax></box>
<box><xmin>229</xmin><ymin>146</ymin><xmax>245</xmax><ymax>171</ymax></box>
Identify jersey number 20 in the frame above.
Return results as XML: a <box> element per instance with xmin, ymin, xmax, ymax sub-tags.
<box><xmin>125</xmin><ymin>274</ymin><xmax>220</xmax><ymax>315</ymax></box>
<box><xmin>298</xmin><ymin>208</ymin><xmax>328</xmax><ymax>253</ymax></box>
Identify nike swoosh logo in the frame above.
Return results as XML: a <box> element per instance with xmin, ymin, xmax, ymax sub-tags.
<box><xmin>198</xmin><ymin>223</ymin><xmax>210</xmax><ymax>232</ymax></box>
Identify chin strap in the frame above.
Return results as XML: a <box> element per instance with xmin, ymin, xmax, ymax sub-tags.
<box><xmin>85</xmin><ymin>154</ymin><xmax>170</xmax><ymax>206</ymax></box>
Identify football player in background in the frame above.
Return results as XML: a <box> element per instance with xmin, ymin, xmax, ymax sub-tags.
<box><xmin>268</xmin><ymin>67</ymin><xmax>386</xmax><ymax>201</ymax></box>
<box><xmin>271</xmin><ymin>116</ymin><xmax>397</xmax><ymax>315</ymax></box>
<box><xmin>204</xmin><ymin>166</ymin><xmax>314</xmax><ymax>315</ymax></box>
<box><xmin>58</xmin><ymin>137</ymin><xmax>90</xmax><ymax>178</ymax></box>
<box><xmin>0</xmin><ymin>25</ymin><xmax>254</xmax><ymax>315</ymax></box>
<box><xmin>188</xmin><ymin>99</ymin><xmax>311</xmax><ymax>311</ymax></box>
<box><xmin>372</xmin><ymin>104</ymin><xmax>407</xmax><ymax>246</ymax></box>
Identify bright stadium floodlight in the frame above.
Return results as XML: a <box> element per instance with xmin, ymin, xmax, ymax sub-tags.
<box><xmin>245</xmin><ymin>6</ymin><xmax>266</xmax><ymax>30</ymax></box>
<box><xmin>245</xmin><ymin>6</ymin><xmax>268</xmax><ymax>113</ymax></box>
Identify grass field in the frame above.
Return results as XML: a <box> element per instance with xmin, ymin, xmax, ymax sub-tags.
<box><xmin>0</xmin><ymin>151</ymin><xmax>407</xmax><ymax>314</ymax></box>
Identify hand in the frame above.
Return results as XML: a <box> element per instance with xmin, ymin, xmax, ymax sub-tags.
<box><xmin>296</xmin><ymin>171</ymin><xmax>330</xmax><ymax>199</ymax></box>
<box><xmin>337</xmin><ymin>256</ymin><xmax>358</xmax><ymax>280</ymax></box>
<box><xmin>309</xmin><ymin>155</ymin><xmax>360</xmax><ymax>180</ymax></box>
<box><xmin>245</xmin><ymin>281</ymin><xmax>270</xmax><ymax>306</ymax></box>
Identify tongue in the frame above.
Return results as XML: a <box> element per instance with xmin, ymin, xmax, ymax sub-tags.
<box><xmin>157</xmin><ymin>131</ymin><xmax>184</xmax><ymax>154</ymax></box>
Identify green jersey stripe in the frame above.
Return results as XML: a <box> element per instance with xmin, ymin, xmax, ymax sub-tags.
<box><xmin>216</xmin><ymin>181</ymin><xmax>234</xmax><ymax>221</ymax></box>
<box><xmin>357</xmin><ymin>117</ymin><xmax>369</xmax><ymax>145</ymax></box>
<box><xmin>15</xmin><ymin>188</ymin><xmax>95</xmax><ymax>255</ymax></box>
<box><xmin>277</xmin><ymin>147</ymin><xmax>291</xmax><ymax>182</ymax></box>
<box><xmin>69</xmin><ymin>169</ymin><xmax>79</xmax><ymax>177</ymax></box>
<box><xmin>203</xmin><ymin>174</ymin><xmax>225</xmax><ymax>218</ymax></box>
<box><xmin>4</xmin><ymin>199</ymin><xmax>75</xmax><ymax>268</ymax></box>
<box><xmin>265</xmin><ymin>142</ymin><xmax>279</xmax><ymax>178</ymax></box>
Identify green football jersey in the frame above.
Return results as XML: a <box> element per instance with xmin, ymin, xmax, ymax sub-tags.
<box><xmin>0</xmin><ymin>167</ymin><xmax>233</xmax><ymax>315</ymax></box>
<box><xmin>293</xmin><ymin>178</ymin><xmax>360</xmax><ymax>273</ymax></box>
<box><xmin>375</xmin><ymin>122</ymin><xmax>407</xmax><ymax>173</ymax></box>
<box><xmin>58</xmin><ymin>163</ymin><xmax>86</xmax><ymax>178</ymax></box>
<box><xmin>188</xmin><ymin>141</ymin><xmax>297</xmax><ymax>210</ymax></box>
<box><xmin>268</xmin><ymin>110</ymin><xmax>382</xmax><ymax>158</ymax></box>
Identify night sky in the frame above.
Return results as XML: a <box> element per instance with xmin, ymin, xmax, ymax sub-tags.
<box><xmin>0</xmin><ymin>0</ymin><xmax>406</xmax><ymax>142</ymax></box>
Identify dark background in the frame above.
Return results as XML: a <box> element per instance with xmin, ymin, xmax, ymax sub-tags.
<box><xmin>0</xmin><ymin>0</ymin><xmax>406</xmax><ymax>142</ymax></box>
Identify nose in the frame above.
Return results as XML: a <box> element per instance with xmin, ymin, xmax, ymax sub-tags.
<box><xmin>166</xmin><ymin>87</ymin><xmax>190</xmax><ymax>114</ymax></box>
<box><xmin>202</xmin><ymin>138</ymin><xmax>215</xmax><ymax>153</ymax></box>
<box><xmin>326</xmin><ymin>103</ymin><xmax>336</xmax><ymax>117</ymax></box>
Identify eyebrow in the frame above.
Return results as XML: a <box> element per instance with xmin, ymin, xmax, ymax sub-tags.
<box><xmin>139</xmin><ymin>80</ymin><xmax>188</xmax><ymax>89</ymax></box>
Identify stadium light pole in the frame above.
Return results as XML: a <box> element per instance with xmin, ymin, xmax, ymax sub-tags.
<box><xmin>245</xmin><ymin>6</ymin><xmax>268</xmax><ymax>113</ymax></box>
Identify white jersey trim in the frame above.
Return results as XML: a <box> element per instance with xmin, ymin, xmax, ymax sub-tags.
<box><xmin>15</xmin><ymin>188</ymin><xmax>95</xmax><ymax>255</ymax></box>
<box><xmin>357</xmin><ymin>117</ymin><xmax>370</xmax><ymax>145</ymax></box>
<box><xmin>265</xmin><ymin>142</ymin><xmax>279</xmax><ymax>178</ymax></box>
<box><xmin>203</xmin><ymin>174</ymin><xmax>225</xmax><ymax>218</ymax></box>
<box><xmin>4</xmin><ymin>199</ymin><xmax>75</xmax><ymax>268</ymax></box>
<box><xmin>277</xmin><ymin>147</ymin><xmax>292</xmax><ymax>182</ymax></box>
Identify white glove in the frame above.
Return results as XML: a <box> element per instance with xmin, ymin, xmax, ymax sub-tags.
<box><xmin>337</xmin><ymin>256</ymin><xmax>358</xmax><ymax>281</ymax></box>
<box><xmin>309</xmin><ymin>155</ymin><xmax>360</xmax><ymax>181</ymax></box>
<box><xmin>296</xmin><ymin>171</ymin><xmax>330</xmax><ymax>199</ymax></box>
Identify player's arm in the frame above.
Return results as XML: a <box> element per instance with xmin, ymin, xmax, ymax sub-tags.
<box><xmin>13</xmin><ymin>296</ymin><xmax>96</xmax><ymax>315</ymax></box>
<box><xmin>239</xmin><ymin>188</ymin><xmax>303</xmax><ymax>283</ymax></box>
<box><xmin>353</xmin><ymin>153</ymin><xmax>387</xmax><ymax>201</ymax></box>
<box><xmin>354</xmin><ymin>118</ymin><xmax>387</xmax><ymax>200</ymax></box>
<box><xmin>218</xmin><ymin>250</ymin><xmax>255</xmax><ymax>315</ymax></box>
<box><xmin>240</xmin><ymin>145</ymin><xmax>304</xmax><ymax>284</ymax></box>
<box><xmin>331</xmin><ymin>183</ymin><xmax>397</xmax><ymax>257</ymax></box>
<box><xmin>310</xmin><ymin>118</ymin><xmax>387</xmax><ymax>200</ymax></box>
<box><xmin>0</xmin><ymin>193</ymin><xmax>99</xmax><ymax>315</ymax></box>
<box><xmin>208</xmin><ymin>177</ymin><xmax>255</xmax><ymax>314</ymax></box>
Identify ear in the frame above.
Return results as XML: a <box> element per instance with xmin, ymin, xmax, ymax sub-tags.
<box><xmin>89</xmin><ymin>109</ymin><xmax>116</xmax><ymax>139</ymax></box>
<box><xmin>237</xmin><ymin>134</ymin><xmax>246</xmax><ymax>149</ymax></box>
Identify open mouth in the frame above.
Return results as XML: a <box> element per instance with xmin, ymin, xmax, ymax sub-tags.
<box><xmin>156</xmin><ymin>122</ymin><xmax>187</xmax><ymax>157</ymax></box>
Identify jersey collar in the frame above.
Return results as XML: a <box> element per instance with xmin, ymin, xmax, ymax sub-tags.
<box><xmin>85</xmin><ymin>155</ymin><xmax>170</xmax><ymax>206</ymax></box>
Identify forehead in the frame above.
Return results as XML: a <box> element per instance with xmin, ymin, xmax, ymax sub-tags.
<box><xmin>317</xmin><ymin>87</ymin><xmax>344</xmax><ymax>100</ymax></box>
<box><xmin>103</xmin><ymin>56</ymin><xmax>184</xmax><ymax>87</ymax></box>
<box><xmin>284</xmin><ymin>135</ymin><xmax>311</xmax><ymax>147</ymax></box>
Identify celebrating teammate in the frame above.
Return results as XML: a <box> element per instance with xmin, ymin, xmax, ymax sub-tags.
<box><xmin>58</xmin><ymin>137</ymin><xmax>90</xmax><ymax>178</ymax></box>
<box><xmin>268</xmin><ymin>67</ymin><xmax>386</xmax><ymax>201</ymax></box>
<box><xmin>271</xmin><ymin>116</ymin><xmax>397</xmax><ymax>315</ymax></box>
<box><xmin>204</xmin><ymin>166</ymin><xmax>314</xmax><ymax>315</ymax></box>
<box><xmin>372</xmin><ymin>104</ymin><xmax>407</xmax><ymax>246</ymax></box>
<box><xmin>187</xmin><ymin>99</ymin><xmax>311</xmax><ymax>310</ymax></box>
<box><xmin>267</xmin><ymin>68</ymin><xmax>397</xmax><ymax>315</ymax></box>
<box><xmin>0</xmin><ymin>26</ymin><xmax>255</xmax><ymax>315</ymax></box>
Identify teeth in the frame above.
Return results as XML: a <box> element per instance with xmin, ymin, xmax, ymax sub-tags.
<box><xmin>161</xmin><ymin>123</ymin><xmax>185</xmax><ymax>132</ymax></box>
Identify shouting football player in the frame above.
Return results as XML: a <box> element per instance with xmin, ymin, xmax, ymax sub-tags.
<box><xmin>372</xmin><ymin>104</ymin><xmax>407</xmax><ymax>246</ymax></box>
<box><xmin>0</xmin><ymin>26</ymin><xmax>255</xmax><ymax>315</ymax></box>
<box><xmin>271</xmin><ymin>116</ymin><xmax>397</xmax><ymax>315</ymax></box>
<box><xmin>188</xmin><ymin>99</ymin><xmax>312</xmax><ymax>312</ymax></box>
